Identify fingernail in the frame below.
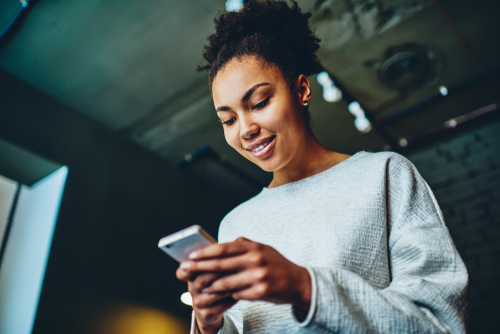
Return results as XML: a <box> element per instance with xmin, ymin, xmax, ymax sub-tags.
<box><xmin>180</xmin><ymin>262</ymin><xmax>191</xmax><ymax>270</ymax></box>
<box><xmin>188</xmin><ymin>251</ymin><xmax>198</xmax><ymax>259</ymax></box>
<box><xmin>202</xmin><ymin>287</ymin><xmax>209</xmax><ymax>293</ymax></box>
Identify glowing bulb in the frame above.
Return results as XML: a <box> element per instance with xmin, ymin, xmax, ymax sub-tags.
<box><xmin>445</xmin><ymin>119</ymin><xmax>457</xmax><ymax>128</ymax></box>
<box><xmin>317</xmin><ymin>72</ymin><xmax>333</xmax><ymax>86</ymax></box>
<box><xmin>354</xmin><ymin>114</ymin><xmax>372</xmax><ymax>133</ymax></box>
<box><xmin>226</xmin><ymin>0</ymin><xmax>243</xmax><ymax>11</ymax></box>
<box><xmin>439</xmin><ymin>86</ymin><xmax>448</xmax><ymax>96</ymax></box>
<box><xmin>399</xmin><ymin>138</ymin><xmax>408</xmax><ymax>147</ymax></box>
<box><xmin>348</xmin><ymin>101</ymin><xmax>364</xmax><ymax>116</ymax></box>
<box><xmin>181</xmin><ymin>292</ymin><xmax>193</xmax><ymax>306</ymax></box>
<box><xmin>323</xmin><ymin>85</ymin><xmax>342</xmax><ymax>102</ymax></box>
<box><xmin>317</xmin><ymin>72</ymin><xmax>341</xmax><ymax>103</ymax></box>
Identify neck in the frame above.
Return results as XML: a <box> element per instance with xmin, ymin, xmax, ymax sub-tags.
<box><xmin>269</xmin><ymin>132</ymin><xmax>343</xmax><ymax>188</ymax></box>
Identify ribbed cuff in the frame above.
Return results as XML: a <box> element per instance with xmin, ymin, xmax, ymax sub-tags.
<box><xmin>191</xmin><ymin>311</ymin><xmax>234</xmax><ymax>334</ymax></box>
<box><xmin>291</xmin><ymin>266</ymin><xmax>317</xmax><ymax>327</ymax></box>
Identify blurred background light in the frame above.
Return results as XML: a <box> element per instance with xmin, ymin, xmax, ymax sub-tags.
<box><xmin>348</xmin><ymin>101</ymin><xmax>363</xmax><ymax>116</ymax></box>
<box><xmin>348</xmin><ymin>102</ymin><xmax>372</xmax><ymax>133</ymax></box>
<box><xmin>323</xmin><ymin>85</ymin><xmax>342</xmax><ymax>103</ymax></box>
<box><xmin>354</xmin><ymin>113</ymin><xmax>372</xmax><ymax>133</ymax></box>
<box><xmin>439</xmin><ymin>86</ymin><xmax>449</xmax><ymax>96</ymax></box>
<box><xmin>317</xmin><ymin>71</ymin><xmax>342</xmax><ymax>103</ymax></box>
<box><xmin>317</xmin><ymin>71</ymin><xmax>332</xmax><ymax>86</ymax></box>
<box><xmin>226</xmin><ymin>0</ymin><xmax>244</xmax><ymax>12</ymax></box>
<box><xmin>445</xmin><ymin>119</ymin><xmax>458</xmax><ymax>128</ymax></box>
<box><xmin>180</xmin><ymin>292</ymin><xmax>192</xmax><ymax>306</ymax></box>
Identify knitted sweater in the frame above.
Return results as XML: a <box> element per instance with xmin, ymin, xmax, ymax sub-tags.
<box><xmin>191</xmin><ymin>151</ymin><xmax>468</xmax><ymax>333</ymax></box>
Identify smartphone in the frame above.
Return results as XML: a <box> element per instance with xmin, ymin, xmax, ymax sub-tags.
<box><xmin>158</xmin><ymin>225</ymin><xmax>217</xmax><ymax>262</ymax></box>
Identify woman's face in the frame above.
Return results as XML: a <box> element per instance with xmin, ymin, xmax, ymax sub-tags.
<box><xmin>212</xmin><ymin>56</ymin><xmax>310</xmax><ymax>172</ymax></box>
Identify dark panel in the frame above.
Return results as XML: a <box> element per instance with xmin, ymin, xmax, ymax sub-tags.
<box><xmin>0</xmin><ymin>139</ymin><xmax>61</xmax><ymax>186</ymax></box>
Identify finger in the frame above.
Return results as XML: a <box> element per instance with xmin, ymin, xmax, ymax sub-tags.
<box><xmin>192</xmin><ymin>272</ymin><xmax>222</xmax><ymax>292</ymax></box>
<box><xmin>181</xmin><ymin>254</ymin><xmax>250</xmax><ymax>273</ymax></box>
<box><xmin>235</xmin><ymin>237</ymin><xmax>252</xmax><ymax>243</ymax></box>
<box><xmin>188</xmin><ymin>241</ymin><xmax>250</xmax><ymax>261</ymax></box>
<box><xmin>193</xmin><ymin>291</ymin><xmax>233</xmax><ymax>309</ymax></box>
<box><xmin>232</xmin><ymin>283</ymin><xmax>270</xmax><ymax>301</ymax></box>
<box><xmin>207</xmin><ymin>269</ymin><xmax>262</xmax><ymax>294</ymax></box>
<box><xmin>195</xmin><ymin>296</ymin><xmax>237</xmax><ymax>322</ymax></box>
<box><xmin>176</xmin><ymin>266</ymin><xmax>196</xmax><ymax>282</ymax></box>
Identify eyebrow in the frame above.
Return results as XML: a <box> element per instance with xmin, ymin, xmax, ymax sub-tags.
<box><xmin>216</xmin><ymin>82</ymin><xmax>271</xmax><ymax>112</ymax></box>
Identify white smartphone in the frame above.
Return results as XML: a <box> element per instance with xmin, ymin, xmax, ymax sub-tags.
<box><xmin>158</xmin><ymin>225</ymin><xmax>217</xmax><ymax>262</ymax></box>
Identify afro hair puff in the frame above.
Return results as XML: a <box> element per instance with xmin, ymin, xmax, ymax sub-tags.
<box><xmin>197</xmin><ymin>0</ymin><xmax>324</xmax><ymax>90</ymax></box>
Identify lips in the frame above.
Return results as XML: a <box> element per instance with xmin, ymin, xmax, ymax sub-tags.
<box><xmin>246</xmin><ymin>135</ymin><xmax>276</xmax><ymax>158</ymax></box>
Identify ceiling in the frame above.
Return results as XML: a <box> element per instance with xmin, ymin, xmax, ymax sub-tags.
<box><xmin>1</xmin><ymin>0</ymin><xmax>499</xmax><ymax>191</ymax></box>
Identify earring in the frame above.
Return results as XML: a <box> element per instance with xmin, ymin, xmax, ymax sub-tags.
<box><xmin>303</xmin><ymin>101</ymin><xmax>308</xmax><ymax>106</ymax></box>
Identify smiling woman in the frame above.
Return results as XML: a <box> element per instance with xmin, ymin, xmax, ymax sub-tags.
<box><xmin>175</xmin><ymin>1</ymin><xmax>468</xmax><ymax>334</ymax></box>
<box><xmin>212</xmin><ymin>58</ymin><xmax>332</xmax><ymax>178</ymax></box>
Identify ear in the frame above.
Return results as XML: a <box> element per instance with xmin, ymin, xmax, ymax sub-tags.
<box><xmin>296</xmin><ymin>74</ymin><xmax>312</xmax><ymax>105</ymax></box>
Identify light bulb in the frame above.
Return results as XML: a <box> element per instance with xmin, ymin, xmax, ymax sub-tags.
<box><xmin>226</xmin><ymin>0</ymin><xmax>243</xmax><ymax>11</ymax></box>
<box><xmin>323</xmin><ymin>85</ymin><xmax>342</xmax><ymax>102</ymax></box>
<box><xmin>181</xmin><ymin>292</ymin><xmax>193</xmax><ymax>306</ymax></box>
<box><xmin>439</xmin><ymin>86</ymin><xmax>448</xmax><ymax>96</ymax></box>
<box><xmin>445</xmin><ymin>119</ymin><xmax>457</xmax><ymax>128</ymax></box>
<box><xmin>399</xmin><ymin>138</ymin><xmax>408</xmax><ymax>147</ymax></box>
<box><xmin>317</xmin><ymin>72</ymin><xmax>332</xmax><ymax>86</ymax></box>
<box><xmin>354</xmin><ymin>114</ymin><xmax>372</xmax><ymax>133</ymax></box>
<box><xmin>348</xmin><ymin>101</ymin><xmax>364</xmax><ymax>116</ymax></box>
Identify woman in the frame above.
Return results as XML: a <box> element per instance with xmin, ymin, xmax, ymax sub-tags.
<box><xmin>176</xmin><ymin>1</ymin><xmax>468</xmax><ymax>333</ymax></box>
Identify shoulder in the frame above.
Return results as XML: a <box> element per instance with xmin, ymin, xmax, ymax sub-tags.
<box><xmin>354</xmin><ymin>150</ymin><xmax>410</xmax><ymax>165</ymax></box>
<box><xmin>347</xmin><ymin>151</ymin><xmax>417</xmax><ymax>175</ymax></box>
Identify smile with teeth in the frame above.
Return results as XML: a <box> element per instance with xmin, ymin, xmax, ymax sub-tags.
<box><xmin>250</xmin><ymin>137</ymin><xmax>274</xmax><ymax>152</ymax></box>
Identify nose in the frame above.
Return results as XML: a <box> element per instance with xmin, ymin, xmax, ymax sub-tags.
<box><xmin>239</xmin><ymin>115</ymin><xmax>260</xmax><ymax>141</ymax></box>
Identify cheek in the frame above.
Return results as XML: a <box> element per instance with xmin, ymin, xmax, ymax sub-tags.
<box><xmin>224</xmin><ymin>128</ymin><xmax>241</xmax><ymax>150</ymax></box>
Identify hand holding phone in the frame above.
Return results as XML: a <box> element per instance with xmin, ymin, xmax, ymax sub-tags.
<box><xmin>160</xmin><ymin>225</ymin><xmax>234</xmax><ymax>333</ymax></box>
<box><xmin>158</xmin><ymin>225</ymin><xmax>217</xmax><ymax>263</ymax></box>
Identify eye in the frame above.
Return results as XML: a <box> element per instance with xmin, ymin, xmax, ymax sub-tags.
<box><xmin>222</xmin><ymin>117</ymin><xmax>236</xmax><ymax>126</ymax></box>
<box><xmin>252</xmin><ymin>97</ymin><xmax>270</xmax><ymax>110</ymax></box>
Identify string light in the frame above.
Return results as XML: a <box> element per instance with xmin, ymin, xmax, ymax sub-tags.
<box><xmin>317</xmin><ymin>72</ymin><xmax>342</xmax><ymax>103</ymax></box>
<box><xmin>318</xmin><ymin>73</ymin><xmax>370</xmax><ymax>133</ymax></box>
<box><xmin>439</xmin><ymin>86</ymin><xmax>448</xmax><ymax>96</ymax></box>
<box><xmin>348</xmin><ymin>101</ymin><xmax>372</xmax><ymax>133</ymax></box>
<box><xmin>445</xmin><ymin>119</ymin><xmax>457</xmax><ymax>128</ymax></box>
<box><xmin>226</xmin><ymin>0</ymin><xmax>244</xmax><ymax>11</ymax></box>
<box><xmin>348</xmin><ymin>101</ymin><xmax>363</xmax><ymax>116</ymax></box>
<box><xmin>354</xmin><ymin>114</ymin><xmax>372</xmax><ymax>133</ymax></box>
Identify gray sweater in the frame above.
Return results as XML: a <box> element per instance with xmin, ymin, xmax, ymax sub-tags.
<box><xmin>191</xmin><ymin>151</ymin><xmax>468</xmax><ymax>333</ymax></box>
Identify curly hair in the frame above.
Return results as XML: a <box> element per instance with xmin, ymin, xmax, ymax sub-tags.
<box><xmin>197</xmin><ymin>0</ymin><xmax>323</xmax><ymax>92</ymax></box>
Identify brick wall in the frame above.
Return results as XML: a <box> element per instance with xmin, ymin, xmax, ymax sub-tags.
<box><xmin>405</xmin><ymin>120</ymin><xmax>500</xmax><ymax>334</ymax></box>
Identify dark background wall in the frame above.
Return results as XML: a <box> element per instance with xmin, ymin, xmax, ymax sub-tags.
<box><xmin>0</xmin><ymin>69</ymin><xmax>261</xmax><ymax>333</ymax></box>
<box><xmin>406</xmin><ymin>119</ymin><xmax>500</xmax><ymax>334</ymax></box>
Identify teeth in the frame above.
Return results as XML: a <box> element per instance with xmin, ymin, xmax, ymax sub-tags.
<box><xmin>253</xmin><ymin>143</ymin><xmax>267</xmax><ymax>152</ymax></box>
<box><xmin>250</xmin><ymin>137</ymin><xmax>274</xmax><ymax>152</ymax></box>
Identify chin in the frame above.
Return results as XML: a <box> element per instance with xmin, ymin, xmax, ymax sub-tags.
<box><xmin>241</xmin><ymin>149</ymin><xmax>285</xmax><ymax>172</ymax></box>
<box><xmin>254</xmin><ymin>158</ymin><xmax>284</xmax><ymax>173</ymax></box>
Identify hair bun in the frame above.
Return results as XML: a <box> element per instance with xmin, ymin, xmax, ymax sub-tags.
<box><xmin>198</xmin><ymin>0</ymin><xmax>323</xmax><ymax>82</ymax></box>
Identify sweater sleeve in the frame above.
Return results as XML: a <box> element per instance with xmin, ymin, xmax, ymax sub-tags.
<box><xmin>290</xmin><ymin>154</ymin><xmax>468</xmax><ymax>333</ymax></box>
<box><xmin>190</xmin><ymin>306</ymin><xmax>242</xmax><ymax>334</ymax></box>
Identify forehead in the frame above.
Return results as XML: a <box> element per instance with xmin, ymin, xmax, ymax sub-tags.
<box><xmin>212</xmin><ymin>56</ymin><xmax>285</xmax><ymax>105</ymax></box>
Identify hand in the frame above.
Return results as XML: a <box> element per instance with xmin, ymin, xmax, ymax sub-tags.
<box><xmin>180</xmin><ymin>237</ymin><xmax>312</xmax><ymax>311</ymax></box>
<box><xmin>176</xmin><ymin>268</ymin><xmax>236</xmax><ymax>334</ymax></box>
